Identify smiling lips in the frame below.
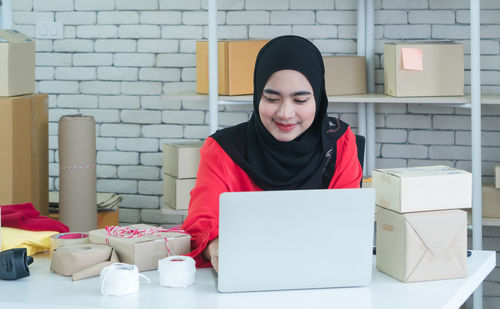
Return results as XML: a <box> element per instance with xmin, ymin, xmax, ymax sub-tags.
<box><xmin>274</xmin><ymin>121</ymin><xmax>297</xmax><ymax>131</ymax></box>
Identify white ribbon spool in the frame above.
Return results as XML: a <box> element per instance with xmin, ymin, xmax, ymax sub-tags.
<box><xmin>158</xmin><ymin>256</ymin><xmax>196</xmax><ymax>288</ymax></box>
<box><xmin>100</xmin><ymin>263</ymin><xmax>150</xmax><ymax>296</ymax></box>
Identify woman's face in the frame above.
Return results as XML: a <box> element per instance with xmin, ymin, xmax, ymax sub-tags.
<box><xmin>258</xmin><ymin>69</ymin><xmax>316</xmax><ymax>142</ymax></box>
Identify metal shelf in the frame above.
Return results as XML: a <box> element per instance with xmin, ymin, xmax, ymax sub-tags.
<box><xmin>161</xmin><ymin>92</ymin><xmax>500</xmax><ymax>107</ymax></box>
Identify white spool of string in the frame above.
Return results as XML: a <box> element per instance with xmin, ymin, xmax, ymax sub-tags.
<box><xmin>100</xmin><ymin>263</ymin><xmax>150</xmax><ymax>296</ymax></box>
<box><xmin>158</xmin><ymin>255</ymin><xmax>196</xmax><ymax>288</ymax></box>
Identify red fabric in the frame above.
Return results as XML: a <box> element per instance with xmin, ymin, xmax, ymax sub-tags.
<box><xmin>181</xmin><ymin>127</ymin><xmax>362</xmax><ymax>268</ymax></box>
<box><xmin>0</xmin><ymin>203</ymin><xmax>69</xmax><ymax>233</ymax></box>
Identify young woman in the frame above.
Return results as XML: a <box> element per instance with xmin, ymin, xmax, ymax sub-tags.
<box><xmin>181</xmin><ymin>35</ymin><xmax>362</xmax><ymax>271</ymax></box>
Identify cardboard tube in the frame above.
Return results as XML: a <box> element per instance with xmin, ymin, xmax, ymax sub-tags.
<box><xmin>58</xmin><ymin>115</ymin><xmax>97</xmax><ymax>232</ymax></box>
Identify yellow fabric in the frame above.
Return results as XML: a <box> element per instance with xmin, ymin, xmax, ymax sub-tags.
<box><xmin>1</xmin><ymin>227</ymin><xmax>58</xmax><ymax>255</ymax></box>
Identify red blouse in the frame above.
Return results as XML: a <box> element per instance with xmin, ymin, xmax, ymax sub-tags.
<box><xmin>181</xmin><ymin>126</ymin><xmax>362</xmax><ymax>267</ymax></box>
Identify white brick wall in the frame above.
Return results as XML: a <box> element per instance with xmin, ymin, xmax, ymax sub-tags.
<box><xmin>101</xmin><ymin>124</ymin><xmax>141</xmax><ymax>137</ymax></box>
<box><xmin>97</xmin><ymin>151</ymin><xmax>139</xmax><ymax>165</ymax></box>
<box><xmin>116</xmin><ymin>0</ymin><xmax>158</xmax><ymax>10</ymax></box>
<box><xmin>272</xmin><ymin>11</ymin><xmax>315</xmax><ymax>25</ymax></box>
<box><xmin>57</xmin><ymin>95</ymin><xmax>98</xmax><ymax>108</ymax></box>
<box><xmin>95</xmin><ymin>40</ymin><xmax>136</xmax><ymax>52</ymax></box>
<box><xmin>100</xmin><ymin>96</ymin><xmax>140</xmax><ymax>109</ymax></box>
<box><xmin>77</xmin><ymin>25</ymin><xmax>118</xmax><ymax>38</ymax></box>
<box><xmin>37</xmin><ymin>53</ymin><xmax>72</xmax><ymax>66</ymax></box>
<box><xmin>73</xmin><ymin>53</ymin><xmax>113</xmax><ymax>66</ymax></box>
<box><xmin>55</xmin><ymin>67</ymin><xmax>96</xmax><ymax>80</ymax></box>
<box><xmin>75</xmin><ymin>0</ymin><xmax>115</xmax><ymax>11</ymax></box>
<box><xmin>114</xmin><ymin>53</ymin><xmax>155</xmax><ymax>67</ymax></box>
<box><xmin>98</xmin><ymin>67</ymin><xmax>138</xmax><ymax>81</ymax></box>
<box><xmin>121</xmin><ymin>195</ymin><xmax>159</xmax><ymax>208</ymax></box>
<box><xmin>119</xmin><ymin>25</ymin><xmax>161</xmax><ymax>38</ymax></box>
<box><xmin>34</xmin><ymin>0</ymin><xmax>74</xmax><ymax>11</ymax></box>
<box><xmin>56</xmin><ymin>12</ymin><xmax>97</xmax><ymax>25</ymax></box>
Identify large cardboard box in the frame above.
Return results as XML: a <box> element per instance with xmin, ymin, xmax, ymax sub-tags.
<box><xmin>0</xmin><ymin>30</ymin><xmax>35</xmax><ymax>96</ymax></box>
<box><xmin>323</xmin><ymin>56</ymin><xmax>366</xmax><ymax>96</ymax></box>
<box><xmin>376</xmin><ymin>206</ymin><xmax>467</xmax><ymax>282</ymax></box>
<box><xmin>384</xmin><ymin>42</ymin><xmax>464</xmax><ymax>97</ymax></box>
<box><xmin>163</xmin><ymin>142</ymin><xmax>203</xmax><ymax>179</ymax></box>
<box><xmin>482</xmin><ymin>183</ymin><xmax>500</xmax><ymax>218</ymax></box>
<box><xmin>163</xmin><ymin>173</ymin><xmax>196</xmax><ymax>210</ymax></box>
<box><xmin>0</xmin><ymin>94</ymin><xmax>49</xmax><ymax>215</ymax></box>
<box><xmin>372</xmin><ymin>165</ymin><xmax>471</xmax><ymax>213</ymax></box>
<box><xmin>495</xmin><ymin>164</ymin><xmax>500</xmax><ymax>189</ymax></box>
<box><xmin>89</xmin><ymin>224</ymin><xmax>191</xmax><ymax>271</ymax></box>
<box><xmin>196</xmin><ymin>40</ymin><xmax>268</xmax><ymax>95</ymax></box>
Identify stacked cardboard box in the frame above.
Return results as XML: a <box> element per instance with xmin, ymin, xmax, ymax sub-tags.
<box><xmin>196</xmin><ymin>40</ymin><xmax>268</xmax><ymax>95</ymax></box>
<box><xmin>323</xmin><ymin>56</ymin><xmax>366</xmax><ymax>96</ymax></box>
<box><xmin>162</xmin><ymin>142</ymin><xmax>203</xmax><ymax>210</ymax></box>
<box><xmin>480</xmin><ymin>165</ymin><xmax>500</xmax><ymax>219</ymax></box>
<box><xmin>0</xmin><ymin>30</ymin><xmax>35</xmax><ymax>96</ymax></box>
<box><xmin>372</xmin><ymin>165</ymin><xmax>471</xmax><ymax>282</ymax></box>
<box><xmin>384</xmin><ymin>42</ymin><xmax>464</xmax><ymax>97</ymax></box>
<box><xmin>0</xmin><ymin>31</ymin><xmax>46</xmax><ymax>215</ymax></box>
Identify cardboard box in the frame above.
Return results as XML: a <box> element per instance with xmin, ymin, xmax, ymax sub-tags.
<box><xmin>163</xmin><ymin>142</ymin><xmax>203</xmax><ymax>179</ymax></box>
<box><xmin>89</xmin><ymin>224</ymin><xmax>191</xmax><ymax>271</ymax></box>
<box><xmin>362</xmin><ymin>177</ymin><xmax>372</xmax><ymax>188</ymax></box>
<box><xmin>0</xmin><ymin>94</ymin><xmax>49</xmax><ymax>215</ymax></box>
<box><xmin>323</xmin><ymin>56</ymin><xmax>366</xmax><ymax>96</ymax></box>
<box><xmin>372</xmin><ymin>165</ymin><xmax>471</xmax><ymax>213</ymax></box>
<box><xmin>376</xmin><ymin>206</ymin><xmax>467</xmax><ymax>282</ymax></box>
<box><xmin>196</xmin><ymin>40</ymin><xmax>268</xmax><ymax>95</ymax></box>
<box><xmin>0</xmin><ymin>30</ymin><xmax>35</xmax><ymax>96</ymax></box>
<box><xmin>384</xmin><ymin>42</ymin><xmax>464</xmax><ymax>97</ymax></box>
<box><xmin>163</xmin><ymin>174</ymin><xmax>196</xmax><ymax>210</ymax></box>
<box><xmin>482</xmin><ymin>183</ymin><xmax>500</xmax><ymax>218</ymax></box>
<box><xmin>495</xmin><ymin>164</ymin><xmax>500</xmax><ymax>189</ymax></box>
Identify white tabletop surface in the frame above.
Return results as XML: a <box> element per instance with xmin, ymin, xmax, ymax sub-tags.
<box><xmin>0</xmin><ymin>250</ymin><xmax>495</xmax><ymax>309</ymax></box>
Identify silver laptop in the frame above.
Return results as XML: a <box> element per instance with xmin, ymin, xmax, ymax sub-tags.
<box><xmin>218</xmin><ymin>188</ymin><xmax>375</xmax><ymax>293</ymax></box>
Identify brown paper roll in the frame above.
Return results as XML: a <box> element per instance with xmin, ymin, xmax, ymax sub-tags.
<box><xmin>58</xmin><ymin>115</ymin><xmax>97</xmax><ymax>232</ymax></box>
<box><xmin>50</xmin><ymin>244</ymin><xmax>112</xmax><ymax>277</ymax></box>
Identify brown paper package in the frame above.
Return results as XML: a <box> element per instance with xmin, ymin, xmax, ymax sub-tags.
<box><xmin>72</xmin><ymin>249</ymin><xmax>119</xmax><ymax>281</ymax></box>
<box><xmin>89</xmin><ymin>224</ymin><xmax>191</xmax><ymax>271</ymax></box>
<box><xmin>58</xmin><ymin>115</ymin><xmax>97</xmax><ymax>232</ymax></box>
<box><xmin>50</xmin><ymin>244</ymin><xmax>114</xmax><ymax>277</ymax></box>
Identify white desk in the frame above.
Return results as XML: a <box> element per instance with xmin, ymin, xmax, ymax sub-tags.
<box><xmin>0</xmin><ymin>250</ymin><xmax>495</xmax><ymax>309</ymax></box>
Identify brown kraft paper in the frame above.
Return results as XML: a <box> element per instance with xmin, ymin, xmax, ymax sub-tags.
<box><xmin>58</xmin><ymin>115</ymin><xmax>97</xmax><ymax>232</ymax></box>
<box><xmin>50</xmin><ymin>244</ymin><xmax>113</xmax><ymax>277</ymax></box>
<box><xmin>72</xmin><ymin>249</ymin><xmax>119</xmax><ymax>281</ymax></box>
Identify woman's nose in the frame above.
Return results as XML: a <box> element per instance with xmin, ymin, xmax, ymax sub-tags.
<box><xmin>277</xmin><ymin>100</ymin><xmax>294</xmax><ymax>119</ymax></box>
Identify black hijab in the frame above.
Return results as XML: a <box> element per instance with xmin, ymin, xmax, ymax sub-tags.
<box><xmin>212</xmin><ymin>35</ymin><xmax>348</xmax><ymax>190</ymax></box>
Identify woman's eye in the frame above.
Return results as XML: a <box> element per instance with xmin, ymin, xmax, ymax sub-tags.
<box><xmin>264</xmin><ymin>96</ymin><xmax>279</xmax><ymax>102</ymax></box>
<box><xmin>294</xmin><ymin>98</ymin><xmax>308</xmax><ymax>103</ymax></box>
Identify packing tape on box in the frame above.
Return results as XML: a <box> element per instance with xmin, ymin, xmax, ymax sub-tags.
<box><xmin>49</xmin><ymin>232</ymin><xmax>89</xmax><ymax>257</ymax></box>
<box><xmin>158</xmin><ymin>255</ymin><xmax>196</xmax><ymax>288</ymax></box>
<box><xmin>100</xmin><ymin>263</ymin><xmax>151</xmax><ymax>296</ymax></box>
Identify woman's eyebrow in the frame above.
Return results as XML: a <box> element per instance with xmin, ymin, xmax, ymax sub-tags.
<box><xmin>263</xmin><ymin>89</ymin><xmax>281</xmax><ymax>95</ymax></box>
<box><xmin>292</xmin><ymin>91</ymin><xmax>312</xmax><ymax>96</ymax></box>
<box><xmin>263</xmin><ymin>89</ymin><xmax>312</xmax><ymax>96</ymax></box>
